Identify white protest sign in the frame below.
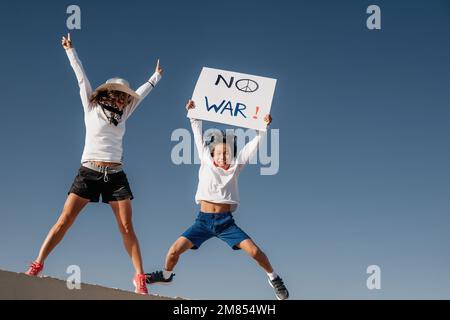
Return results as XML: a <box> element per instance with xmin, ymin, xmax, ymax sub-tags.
<box><xmin>188</xmin><ymin>67</ymin><xmax>277</xmax><ymax>131</ymax></box>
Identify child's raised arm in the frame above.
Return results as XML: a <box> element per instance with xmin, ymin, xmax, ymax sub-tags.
<box><xmin>237</xmin><ymin>114</ymin><xmax>272</xmax><ymax>165</ymax></box>
<box><xmin>63</xmin><ymin>33</ymin><xmax>92</xmax><ymax>111</ymax></box>
<box><xmin>187</xmin><ymin>100</ymin><xmax>205</xmax><ymax>161</ymax></box>
<box><xmin>126</xmin><ymin>59</ymin><xmax>163</xmax><ymax>118</ymax></box>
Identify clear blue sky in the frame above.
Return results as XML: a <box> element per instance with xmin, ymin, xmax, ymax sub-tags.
<box><xmin>0</xmin><ymin>0</ymin><xmax>449</xmax><ymax>299</ymax></box>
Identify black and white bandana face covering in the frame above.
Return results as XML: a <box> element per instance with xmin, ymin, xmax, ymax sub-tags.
<box><xmin>99</xmin><ymin>91</ymin><xmax>131</xmax><ymax>126</ymax></box>
<box><xmin>99</xmin><ymin>102</ymin><xmax>123</xmax><ymax>126</ymax></box>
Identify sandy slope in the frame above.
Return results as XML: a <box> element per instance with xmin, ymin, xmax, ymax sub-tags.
<box><xmin>0</xmin><ymin>269</ymin><xmax>183</xmax><ymax>300</ymax></box>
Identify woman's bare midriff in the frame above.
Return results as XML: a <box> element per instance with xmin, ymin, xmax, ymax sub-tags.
<box><xmin>200</xmin><ymin>200</ymin><xmax>232</xmax><ymax>214</ymax></box>
<box><xmin>90</xmin><ymin>161</ymin><xmax>122</xmax><ymax>167</ymax></box>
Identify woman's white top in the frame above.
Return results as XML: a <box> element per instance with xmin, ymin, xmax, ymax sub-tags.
<box><xmin>190</xmin><ymin>118</ymin><xmax>265</xmax><ymax>212</ymax></box>
<box><xmin>66</xmin><ymin>48</ymin><xmax>161</xmax><ymax>164</ymax></box>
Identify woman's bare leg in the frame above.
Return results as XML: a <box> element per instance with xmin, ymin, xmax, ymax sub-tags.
<box><xmin>110</xmin><ymin>199</ymin><xmax>145</xmax><ymax>274</ymax></box>
<box><xmin>35</xmin><ymin>193</ymin><xmax>90</xmax><ymax>263</ymax></box>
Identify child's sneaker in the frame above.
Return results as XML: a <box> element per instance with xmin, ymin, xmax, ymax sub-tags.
<box><xmin>145</xmin><ymin>270</ymin><xmax>175</xmax><ymax>284</ymax></box>
<box><xmin>25</xmin><ymin>261</ymin><xmax>44</xmax><ymax>276</ymax></box>
<box><xmin>133</xmin><ymin>274</ymin><xmax>149</xmax><ymax>295</ymax></box>
<box><xmin>268</xmin><ymin>276</ymin><xmax>289</xmax><ymax>300</ymax></box>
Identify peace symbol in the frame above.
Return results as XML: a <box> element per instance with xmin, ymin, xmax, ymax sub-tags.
<box><xmin>235</xmin><ymin>79</ymin><xmax>259</xmax><ymax>93</ymax></box>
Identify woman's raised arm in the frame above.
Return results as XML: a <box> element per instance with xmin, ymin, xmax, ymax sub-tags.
<box><xmin>63</xmin><ymin>33</ymin><xmax>92</xmax><ymax>111</ymax></box>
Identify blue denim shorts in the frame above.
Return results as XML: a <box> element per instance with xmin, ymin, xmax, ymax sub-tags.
<box><xmin>181</xmin><ymin>212</ymin><xmax>251</xmax><ymax>250</ymax></box>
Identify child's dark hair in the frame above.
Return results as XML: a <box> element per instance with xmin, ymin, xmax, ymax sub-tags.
<box><xmin>205</xmin><ymin>130</ymin><xmax>237</xmax><ymax>158</ymax></box>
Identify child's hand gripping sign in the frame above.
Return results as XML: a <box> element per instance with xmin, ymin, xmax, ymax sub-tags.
<box><xmin>188</xmin><ymin>67</ymin><xmax>277</xmax><ymax>131</ymax></box>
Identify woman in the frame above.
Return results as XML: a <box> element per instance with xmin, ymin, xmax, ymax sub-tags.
<box><xmin>25</xmin><ymin>33</ymin><xmax>163</xmax><ymax>295</ymax></box>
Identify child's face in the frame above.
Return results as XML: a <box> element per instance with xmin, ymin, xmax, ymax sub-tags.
<box><xmin>212</xmin><ymin>143</ymin><xmax>232</xmax><ymax>168</ymax></box>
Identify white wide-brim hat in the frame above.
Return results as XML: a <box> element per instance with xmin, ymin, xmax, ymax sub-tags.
<box><xmin>94</xmin><ymin>78</ymin><xmax>140</xmax><ymax>99</ymax></box>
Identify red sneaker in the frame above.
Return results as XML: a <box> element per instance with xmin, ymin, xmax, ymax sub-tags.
<box><xmin>25</xmin><ymin>261</ymin><xmax>44</xmax><ymax>276</ymax></box>
<box><xmin>133</xmin><ymin>273</ymin><xmax>148</xmax><ymax>295</ymax></box>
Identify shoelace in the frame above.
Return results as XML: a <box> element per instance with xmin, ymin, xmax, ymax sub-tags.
<box><xmin>137</xmin><ymin>275</ymin><xmax>147</xmax><ymax>290</ymax></box>
<box><xmin>28</xmin><ymin>262</ymin><xmax>42</xmax><ymax>273</ymax></box>
<box><xmin>149</xmin><ymin>271</ymin><xmax>163</xmax><ymax>281</ymax></box>
<box><xmin>272</xmin><ymin>278</ymin><xmax>286</xmax><ymax>290</ymax></box>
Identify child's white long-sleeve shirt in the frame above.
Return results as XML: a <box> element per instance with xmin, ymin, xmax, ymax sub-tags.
<box><xmin>190</xmin><ymin>118</ymin><xmax>264</xmax><ymax>212</ymax></box>
<box><xmin>66</xmin><ymin>48</ymin><xmax>161</xmax><ymax>164</ymax></box>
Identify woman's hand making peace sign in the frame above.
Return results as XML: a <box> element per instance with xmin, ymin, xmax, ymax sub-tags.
<box><xmin>61</xmin><ymin>33</ymin><xmax>72</xmax><ymax>50</ymax></box>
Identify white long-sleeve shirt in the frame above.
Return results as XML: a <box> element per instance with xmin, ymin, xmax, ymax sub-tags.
<box><xmin>190</xmin><ymin>118</ymin><xmax>264</xmax><ymax>212</ymax></box>
<box><xmin>66</xmin><ymin>48</ymin><xmax>161</xmax><ymax>164</ymax></box>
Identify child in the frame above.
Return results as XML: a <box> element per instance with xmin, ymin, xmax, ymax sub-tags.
<box><xmin>25</xmin><ymin>33</ymin><xmax>163</xmax><ymax>295</ymax></box>
<box><xmin>146</xmin><ymin>100</ymin><xmax>289</xmax><ymax>300</ymax></box>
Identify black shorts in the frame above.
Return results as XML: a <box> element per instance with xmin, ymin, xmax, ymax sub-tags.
<box><xmin>68</xmin><ymin>166</ymin><xmax>134</xmax><ymax>203</ymax></box>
